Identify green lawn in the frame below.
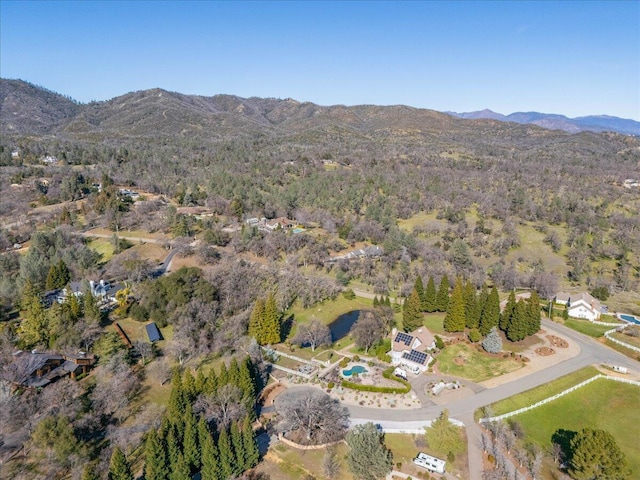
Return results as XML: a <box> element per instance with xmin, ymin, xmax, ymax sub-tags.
<box><xmin>437</xmin><ymin>343</ymin><xmax>523</xmax><ymax>382</ymax></box>
<box><xmin>512</xmin><ymin>378</ymin><xmax>640</xmax><ymax>476</ymax></box>
<box><xmin>88</xmin><ymin>238</ymin><xmax>115</xmax><ymax>263</ymax></box>
<box><xmin>485</xmin><ymin>366</ymin><xmax>600</xmax><ymax>417</ymax></box>
<box><xmin>564</xmin><ymin>318</ymin><xmax>613</xmax><ymax>338</ymax></box>
<box><xmin>423</xmin><ymin>313</ymin><xmax>446</xmax><ymax>334</ymax></box>
<box><xmin>289</xmin><ymin>295</ymin><xmax>372</xmax><ymax>326</ymax></box>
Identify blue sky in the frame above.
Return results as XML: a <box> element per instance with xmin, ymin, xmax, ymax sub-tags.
<box><xmin>1</xmin><ymin>1</ymin><xmax>638</xmax><ymax>119</ymax></box>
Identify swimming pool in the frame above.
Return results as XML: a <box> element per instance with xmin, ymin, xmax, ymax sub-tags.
<box><xmin>293</xmin><ymin>227</ymin><xmax>305</xmax><ymax>234</ymax></box>
<box><xmin>342</xmin><ymin>365</ymin><xmax>368</xmax><ymax>377</ymax></box>
<box><xmin>619</xmin><ymin>314</ymin><xmax>640</xmax><ymax>325</ymax></box>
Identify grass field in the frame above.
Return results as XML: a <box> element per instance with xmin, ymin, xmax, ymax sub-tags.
<box><xmin>484</xmin><ymin>366</ymin><xmax>600</xmax><ymax>417</ymax></box>
<box><xmin>423</xmin><ymin>313</ymin><xmax>446</xmax><ymax>334</ymax></box>
<box><xmin>437</xmin><ymin>343</ymin><xmax>523</xmax><ymax>382</ymax></box>
<box><xmin>289</xmin><ymin>295</ymin><xmax>373</xmax><ymax>326</ymax></box>
<box><xmin>386</xmin><ymin>433</ymin><xmax>469</xmax><ymax>478</ymax></box>
<box><xmin>563</xmin><ymin>318</ymin><xmax>613</xmax><ymax>338</ymax></box>
<box><xmin>610</xmin><ymin>331</ymin><xmax>640</xmax><ymax>348</ymax></box>
<box><xmin>512</xmin><ymin>378</ymin><xmax>640</xmax><ymax>476</ymax></box>
<box><xmin>88</xmin><ymin>238</ymin><xmax>116</xmax><ymax>263</ymax></box>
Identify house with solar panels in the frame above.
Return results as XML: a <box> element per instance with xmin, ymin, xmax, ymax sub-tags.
<box><xmin>389</xmin><ymin>327</ymin><xmax>435</xmax><ymax>373</ymax></box>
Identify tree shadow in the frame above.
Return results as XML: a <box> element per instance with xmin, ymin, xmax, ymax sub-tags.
<box><xmin>281</xmin><ymin>314</ymin><xmax>294</xmax><ymax>341</ymax></box>
<box><xmin>551</xmin><ymin>428</ymin><xmax>577</xmax><ymax>463</ymax></box>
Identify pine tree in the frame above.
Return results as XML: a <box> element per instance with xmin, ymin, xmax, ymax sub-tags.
<box><xmin>230</xmin><ymin>421</ymin><xmax>245</xmax><ymax>474</ymax></box>
<box><xmin>166</xmin><ymin>425</ymin><xmax>181</xmax><ymax>470</ymax></box>
<box><xmin>83</xmin><ymin>290</ymin><xmax>101</xmax><ymax>324</ymax></box>
<box><xmin>443</xmin><ymin>278</ymin><xmax>466</xmax><ymax>332</ymax></box>
<box><xmin>108</xmin><ymin>446</ymin><xmax>134</xmax><ymax>480</ymax></box>
<box><xmin>506</xmin><ymin>300</ymin><xmax>528</xmax><ymax>342</ymax></box>
<box><xmin>144</xmin><ymin>429</ymin><xmax>169</xmax><ymax>480</ymax></box>
<box><xmin>464</xmin><ymin>280</ymin><xmax>480</xmax><ymax>329</ymax></box>
<box><xmin>228</xmin><ymin>357</ymin><xmax>241</xmax><ymax>388</ymax></box>
<box><xmin>527</xmin><ymin>291</ymin><xmax>541</xmax><ymax>335</ymax></box>
<box><xmin>82</xmin><ymin>462</ymin><xmax>99</xmax><ymax>480</ymax></box>
<box><xmin>500</xmin><ymin>291</ymin><xmax>516</xmax><ymax>332</ymax></box>
<box><xmin>205</xmin><ymin>368</ymin><xmax>218</xmax><ymax>394</ymax></box>
<box><xmin>248</xmin><ymin>298</ymin><xmax>264</xmax><ymax>342</ymax></box>
<box><xmin>384</xmin><ymin>296</ymin><xmax>391</xmax><ymax>307</ymax></box>
<box><xmin>18</xmin><ymin>281</ymin><xmax>49</xmax><ymax>348</ymax></box>
<box><xmin>217</xmin><ymin>427</ymin><xmax>234</xmax><ymax>480</ymax></box>
<box><xmin>167</xmin><ymin>370</ymin><xmax>185</xmax><ymax>426</ymax></box>
<box><xmin>262</xmin><ymin>292</ymin><xmax>281</xmax><ymax>344</ymax></box>
<box><xmin>424</xmin><ymin>276</ymin><xmax>437</xmax><ymax>312</ymax></box>
<box><xmin>238</xmin><ymin>357</ymin><xmax>256</xmax><ymax>416</ymax></box>
<box><xmin>414</xmin><ymin>275</ymin><xmax>425</xmax><ymax>310</ymax></box>
<box><xmin>182</xmin><ymin>369</ymin><xmax>196</xmax><ymax>404</ymax></box>
<box><xmin>169</xmin><ymin>453</ymin><xmax>191</xmax><ymax>480</ymax></box>
<box><xmin>195</xmin><ymin>368</ymin><xmax>207</xmax><ymax>394</ymax></box>
<box><xmin>435</xmin><ymin>275</ymin><xmax>450</xmax><ymax>312</ymax></box>
<box><xmin>199</xmin><ymin>419</ymin><xmax>221</xmax><ymax>480</ymax></box>
<box><xmin>242</xmin><ymin>416</ymin><xmax>260</xmax><ymax>469</ymax></box>
<box><xmin>479</xmin><ymin>286</ymin><xmax>500</xmax><ymax>335</ymax></box>
<box><xmin>373</xmin><ymin>296</ymin><xmax>380</xmax><ymax>308</ymax></box>
<box><xmin>402</xmin><ymin>287</ymin><xmax>423</xmax><ymax>332</ymax></box>
<box><xmin>217</xmin><ymin>362</ymin><xmax>229</xmax><ymax>388</ymax></box>
<box><xmin>183</xmin><ymin>404</ymin><xmax>200</xmax><ymax>473</ymax></box>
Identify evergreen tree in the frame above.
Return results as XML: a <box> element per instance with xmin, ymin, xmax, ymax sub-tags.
<box><xmin>506</xmin><ymin>300</ymin><xmax>528</xmax><ymax>342</ymax></box>
<box><xmin>435</xmin><ymin>275</ymin><xmax>450</xmax><ymax>312</ymax></box>
<box><xmin>166</xmin><ymin>425</ymin><xmax>181</xmax><ymax>470</ymax></box>
<box><xmin>18</xmin><ymin>280</ymin><xmax>49</xmax><ymax>348</ymax></box>
<box><xmin>182</xmin><ymin>369</ymin><xmax>196</xmax><ymax>404</ymax></box>
<box><xmin>183</xmin><ymin>404</ymin><xmax>200</xmax><ymax>473</ymax></box>
<box><xmin>238</xmin><ymin>357</ymin><xmax>257</xmax><ymax>415</ymax></box>
<box><xmin>527</xmin><ymin>291</ymin><xmax>541</xmax><ymax>335</ymax></box>
<box><xmin>195</xmin><ymin>368</ymin><xmax>207</xmax><ymax>395</ymax></box>
<box><xmin>205</xmin><ymin>368</ymin><xmax>218</xmax><ymax>394</ymax></box>
<box><xmin>500</xmin><ymin>291</ymin><xmax>516</xmax><ymax>332</ymax></box>
<box><xmin>217</xmin><ymin>427</ymin><xmax>234</xmax><ymax>480</ymax></box>
<box><xmin>346</xmin><ymin>422</ymin><xmax>393</xmax><ymax>480</ymax></box>
<box><xmin>373</xmin><ymin>296</ymin><xmax>380</xmax><ymax>308</ymax></box>
<box><xmin>217</xmin><ymin>362</ymin><xmax>229</xmax><ymax>387</ymax></box>
<box><xmin>424</xmin><ymin>276</ymin><xmax>437</xmax><ymax>312</ymax></box>
<box><xmin>242</xmin><ymin>416</ymin><xmax>260</xmax><ymax>469</ymax></box>
<box><xmin>262</xmin><ymin>292</ymin><xmax>281</xmax><ymax>344</ymax></box>
<box><xmin>169</xmin><ymin>453</ymin><xmax>191</xmax><ymax>480</ymax></box>
<box><xmin>83</xmin><ymin>290</ymin><xmax>101</xmax><ymax>324</ymax></box>
<box><xmin>248</xmin><ymin>298</ymin><xmax>264</xmax><ymax>342</ymax></box>
<box><xmin>414</xmin><ymin>275</ymin><xmax>425</xmax><ymax>310</ymax></box>
<box><xmin>108</xmin><ymin>446</ymin><xmax>133</xmax><ymax>480</ymax></box>
<box><xmin>569</xmin><ymin>428</ymin><xmax>631</xmax><ymax>480</ymax></box>
<box><xmin>144</xmin><ymin>428</ymin><xmax>169</xmax><ymax>480</ymax></box>
<box><xmin>82</xmin><ymin>462</ymin><xmax>99</xmax><ymax>480</ymax></box>
<box><xmin>199</xmin><ymin>419</ymin><xmax>221</xmax><ymax>480</ymax></box>
<box><xmin>167</xmin><ymin>370</ymin><xmax>185</xmax><ymax>426</ymax></box>
<box><xmin>443</xmin><ymin>278</ymin><xmax>466</xmax><ymax>333</ymax></box>
<box><xmin>402</xmin><ymin>287</ymin><xmax>423</xmax><ymax>332</ymax></box>
<box><xmin>228</xmin><ymin>357</ymin><xmax>241</xmax><ymax>388</ymax></box>
<box><xmin>482</xmin><ymin>327</ymin><xmax>502</xmax><ymax>353</ymax></box>
<box><xmin>384</xmin><ymin>296</ymin><xmax>391</xmax><ymax>307</ymax></box>
<box><xmin>230</xmin><ymin>421</ymin><xmax>245</xmax><ymax>474</ymax></box>
<box><xmin>479</xmin><ymin>286</ymin><xmax>500</xmax><ymax>335</ymax></box>
<box><xmin>464</xmin><ymin>280</ymin><xmax>480</xmax><ymax>329</ymax></box>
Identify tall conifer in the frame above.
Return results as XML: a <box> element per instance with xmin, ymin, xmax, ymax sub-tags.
<box><xmin>479</xmin><ymin>286</ymin><xmax>500</xmax><ymax>336</ymax></box>
<box><xmin>144</xmin><ymin>429</ymin><xmax>169</xmax><ymax>480</ymax></box>
<box><xmin>230</xmin><ymin>421</ymin><xmax>245</xmax><ymax>474</ymax></box>
<box><xmin>424</xmin><ymin>276</ymin><xmax>437</xmax><ymax>312</ymax></box>
<box><xmin>217</xmin><ymin>428</ymin><xmax>234</xmax><ymax>480</ymax></box>
<box><xmin>248</xmin><ymin>298</ymin><xmax>264</xmax><ymax>342</ymax></box>
<box><xmin>444</xmin><ymin>278</ymin><xmax>466</xmax><ymax>332</ymax></box>
<box><xmin>108</xmin><ymin>447</ymin><xmax>133</xmax><ymax>480</ymax></box>
<box><xmin>435</xmin><ymin>275</ymin><xmax>450</xmax><ymax>312</ymax></box>
<box><xmin>402</xmin><ymin>287</ymin><xmax>423</xmax><ymax>332</ymax></box>
<box><xmin>199</xmin><ymin>419</ymin><xmax>220</xmax><ymax>480</ymax></box>
<box><xmin>242</xmin><ymin>416</ymin><xmax>260</xmax><ymax>469</ymax></box>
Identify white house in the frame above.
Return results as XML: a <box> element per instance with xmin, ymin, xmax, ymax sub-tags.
<box><xmin>389</xmin><ymin>327</ymin><xmax>435</xmax><ymax>373</ymax></box>
<box><xmin>564</xmin><ymin>292</ymin><xmax>602</xmax><ymax>321</ymax></box>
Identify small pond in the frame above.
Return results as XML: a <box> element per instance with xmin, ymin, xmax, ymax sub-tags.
<box><xmin>342</xmin><ymin>365</ymin><xmax>368</xmax><ymax>377</ymax></box>
<box><xmin>328</xmin><ymin>310</ymin><xmax>361</xmax><ymax>341</ymax></box>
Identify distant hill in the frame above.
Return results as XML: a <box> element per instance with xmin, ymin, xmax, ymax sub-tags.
<box><xmin>1</xmin><ymin>78</ymin><xmax>638</xmax><ymax>143</ymax></box>
<box><xmin>0</xmin><ymin>79</ymin><xmax>81</xmax><ymax>134</ymax></box>
<box><xmin>447</xmin><ymin>109</ymin><xmax>640</xmax><ymax>135</ymax></box>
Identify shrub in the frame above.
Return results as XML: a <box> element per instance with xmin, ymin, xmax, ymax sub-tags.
<box><xmin>342</xmin><ymin>289</ymin><xmax>356</xmax><ymax>300</ymax></box>
<box><xmin>482</xmin><ymin>327</ymin><xmax>502</xmax><ymax>353</ymax></box>
<box><xmin>327</xmin><ymin>381</ymin><xmax>335</xmax><ymax>389</ymax></box>
<box><xmin>353</xmin><ymin>355</ymin><xmax>360</xmax><ymax>362</ymax></box>
<box><xmin>339</xmin><ymin>358</ymin><xmax>349</xmax><ymax>368</ymax></box>
<box><xmin>468</xmin><ymin>328</ymin><xmax>481</xmax><ymax>343</ymax></box>
<box><xmin>435</xmin><ymin>335</ymin><xmax>445</xmax><ymax>349</ymax></box>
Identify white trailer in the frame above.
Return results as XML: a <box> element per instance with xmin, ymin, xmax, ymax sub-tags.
<box><xmin>612</xmin><ymin>365</ymin><xmax>628</xmax><ymax>374</ymax></box>
<box><xmin>413</xmin><ymin>452</ymin><xmax>446</xmax><ymax>474</ymax></box>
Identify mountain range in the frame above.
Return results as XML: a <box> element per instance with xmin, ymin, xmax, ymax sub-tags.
<box><xmin>1</xmin><ymin>78</ymin><xmax>638</xmax><ymax>140</ymax></box>
<box><xmin>447</xmin><ymin>109</ymin><xmax>640</xmax><ymax>136</ymax></box>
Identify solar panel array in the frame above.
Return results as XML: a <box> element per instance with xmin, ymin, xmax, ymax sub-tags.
<box><xmin>402</xmin><ymin>349</ymin><xmax>428</xmax><ymax>365</ymax></box>
<box><xmin>394</xmin><ymin>332</ymin><xmax>413</xmax><ymax>346</ymax></box>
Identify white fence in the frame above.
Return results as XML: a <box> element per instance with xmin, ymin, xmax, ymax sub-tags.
<box><xmin>263</xmin><ymin>347</ymin><xmax>331</xmax><ymax>367</ymax></box>
<box><xmin>268</xmin><ymin>363</ymin><xmax>312</xmax><ymax>379</ymax></box>
<box><xmin>480</xmin><ymin>375</ymin><xmax>640</xmax><ymax>423</ymax></box>
<box><xmin>604</xmin><ymin>328</ymin><xmax>640</xmax><ymax>353</ymax></box>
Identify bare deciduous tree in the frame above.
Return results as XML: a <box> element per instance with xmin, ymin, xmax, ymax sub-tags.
<box><xmin>275</xmin><ymin>388</ymin><xmax>348</xmax><ymax>445</ymax></box>
<box><xmin>350</xmin><ymin>310</ymin><xmax>386</xmax><ymax>353</ymax></box>
<box><xmin>292</xmin><ymin>318</ymin><xmax>331</xmax><ymax>352</ymax></box>
<box><xmin>194</xmin><ymin>384</ymin><xmax>247</xmax><ymax>430</ymax></box>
